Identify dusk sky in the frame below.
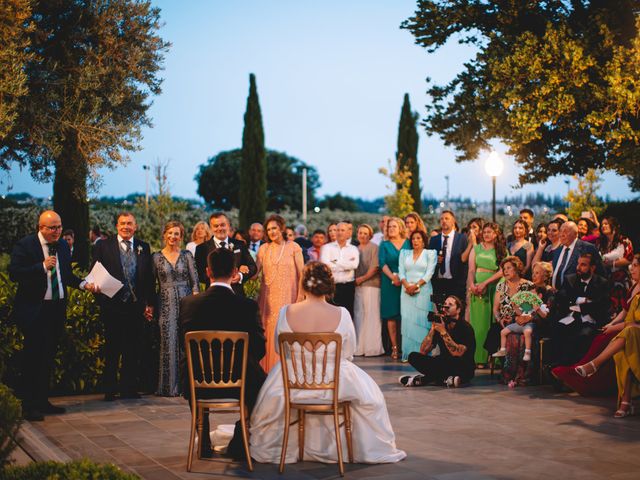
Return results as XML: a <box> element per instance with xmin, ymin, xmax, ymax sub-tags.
<box><xmin>4</xmin><ymin>0</ymin><xmax>636</xmax><ymax>202</ymax></box>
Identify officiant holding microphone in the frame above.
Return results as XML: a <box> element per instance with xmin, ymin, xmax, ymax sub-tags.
<box><xmin>9</xmin><ymin>210</ymin><xmax>97</xmax><ymax>421</ymax></box>
<box><xmin>91</xmin><ymin>212</ymin><xmax>155</xmax><ymax>401</ymax></box>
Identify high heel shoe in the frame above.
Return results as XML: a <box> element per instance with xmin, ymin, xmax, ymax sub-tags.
<box><xmin>391</xmin><ymin>346</ymin><xmax>399</xmax><ymax>360</ymax></box>
<box><xmin>614</xmin><ymin>401</ymin><xmax>635</xmax><ymax>418</ymax></box>
<box><xmin>574</xmin><ymin>360</ymin><xmax>598</xmax><ymax>378</ymax></box>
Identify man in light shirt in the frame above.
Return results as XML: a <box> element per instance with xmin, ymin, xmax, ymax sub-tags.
<box><xmin>248</xmin><ymin>222</ymin><xmax>265</xmax><ymax>254</ymax></box>
<box><xmin>320</xmin><ymin>222</ymin><xmax>359</xmax><ymax>317</ymax></box>
<box><xmin>371</xmin><ymin>216</ymin><xmax>389</xmax><ymax>245</ymax></box>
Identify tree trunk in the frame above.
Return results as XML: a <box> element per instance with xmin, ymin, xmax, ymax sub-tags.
<box><xmin>53</xmin><ymin>130</ymin><xmax>89</xmax><ymax>269</ymax></box>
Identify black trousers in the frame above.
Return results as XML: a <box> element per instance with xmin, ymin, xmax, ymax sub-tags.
<box><xmin>550</xmin><ymin>319</ymin><xmax>596</xmax><ymax>366</ymax></box>
<box><xmin>333</xmin><ymin>281</ymin><xmax>356</xmax><ymax>319</ymax></box>
<box><xmin>19</xmin><ymin>300</ymin><xmax>66</xmax><ymax>409</ymax></box>
<box><xmin>101</xmin><ymin>301</ymin><xmax>145</xmax><ymax>395</ymax></box>
<box><xmin>408</xmin><ymin>352</ymin><xmax>474</xmax><ymax>385</ymax></box>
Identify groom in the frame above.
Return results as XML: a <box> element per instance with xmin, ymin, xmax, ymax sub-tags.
<box><xmin>180</xmin><ymin>247</ymin><xmax>266</xmax><ymax>459</ymax></box>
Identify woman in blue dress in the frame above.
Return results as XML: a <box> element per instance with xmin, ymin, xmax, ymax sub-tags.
<box><xmin>398</xmin><ymin>230</ymin><xmax>437</xmax><ymax>361</ymax></box>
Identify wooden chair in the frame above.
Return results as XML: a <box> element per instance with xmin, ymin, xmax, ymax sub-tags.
<box><xmin>278</xmin><ymin>332</ymin><xmax>353</xmax><ymax>476</ymax></box>
<box><xmin>185</xmin><ymin>331</ymin><xmax>252</xmax><ymax>472</ymax></box>
<box><xmin>539</xmin><ymin>337</ymin><xmax>551</xmax><ymax>384</ymax></box>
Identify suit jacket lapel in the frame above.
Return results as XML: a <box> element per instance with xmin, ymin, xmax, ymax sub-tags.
<box><xmin>110</xmin><ymin>236</ymin><xmax>125</xmax><ymax>281</ymax></box>
<box><xmin>31</xmin><ymin>234</ymin><xmax>45</xmax><ymax>262</ymax></box>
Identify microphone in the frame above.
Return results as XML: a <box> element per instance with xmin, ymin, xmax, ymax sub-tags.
<box><xmin>48</xmin><ymin>243</ymin><xmax>57</xmax><ymax>256</ymax></box>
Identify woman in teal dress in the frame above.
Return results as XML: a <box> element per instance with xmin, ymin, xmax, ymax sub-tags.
<box><xmin>398</xmin><ymin>231</ymin><xmax>437</xmax><ymax>361</ymax></box>
<box><xmin>379</xmin><ymin>217</ymin><xmax>410</xmax><ymax>359</ymax></box>
<box><xmin>467</xmin><ymin>222</ymin><xmax>506</xmax><ymax>365</ymax></box>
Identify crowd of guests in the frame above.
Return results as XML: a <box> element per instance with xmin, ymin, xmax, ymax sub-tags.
<box><xmin>9</xmin><ymin>207</ymin><xmax>639</xmax><ymax>427</ymax></box>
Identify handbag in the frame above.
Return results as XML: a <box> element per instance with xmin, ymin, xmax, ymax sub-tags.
<box><xmin>483</xmin><ymin>321</ymin><xmax>502</xmax><ymax>354</ymax></box>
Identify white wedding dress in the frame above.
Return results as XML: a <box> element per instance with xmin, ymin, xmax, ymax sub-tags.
<box><xmin>249</xmin><ymin>306</ymin><xmax>406</xmax><ymax>464</ymax></box>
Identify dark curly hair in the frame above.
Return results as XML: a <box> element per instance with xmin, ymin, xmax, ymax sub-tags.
<box><xmin>482</xmin><ymin>222</ymin><xmax>507</xmax><ymax>264</ymax></box>
<box><xmin>301</xmin><ymin>261</ymin><xmax>335</xmax><ymax>298</ymax></box>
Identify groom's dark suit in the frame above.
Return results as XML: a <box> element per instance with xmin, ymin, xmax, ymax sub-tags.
<box><xmin>9</xmin><ymin>234</ymin><xmax>83</xmax><ymax>411</ymax></box>
<box><xmin>194</xmin><ymin>238</ymin><xmax>257</xmax><ymax>296</ymax></box>
<box><xmin>180</xmin><ymin>284</ymin><xmax>266</xmax><ymax>456</ymax></box>
<box><xmin>91</xmin><ymin>236</ymin><xmax>154</xmax><ymax>397</ymax></box>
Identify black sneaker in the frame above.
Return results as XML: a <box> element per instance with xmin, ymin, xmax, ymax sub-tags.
<box><xmin>399</xmin><ymin>374</ymin><xmax>424</xmax><ymax>387</ymax></box>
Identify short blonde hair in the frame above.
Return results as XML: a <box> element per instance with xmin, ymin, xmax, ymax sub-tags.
<box><xmin>190</xmin><ymin>221</ymin><xmax>211</xmax><ymax>242</ymax></box>
<box><xmin>534</xmin><ymin>261</ymin><xmax>553</xmax><ymax>282</ymax></box>
<box><xmin>357</xmin><ymin>223</ymin><xmax>374</xmax><ymax>239</ymax></box>
<box><xmin>386</xmin><ymin>217</ymin><xmax>406</xmax><ymax>239</ymax></box>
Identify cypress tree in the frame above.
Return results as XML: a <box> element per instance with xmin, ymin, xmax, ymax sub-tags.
<box><xmin>396</xmin><ymin>93</ymin><xmax>421</xmax><ymax>213</ymax></box>
<box><xmin>240</xmin><ymin>73</ymin><xmax>267</xmax><ymax>230</ymax></box>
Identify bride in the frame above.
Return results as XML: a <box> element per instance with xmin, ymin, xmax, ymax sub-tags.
<box><xmin>250</xmin><ymin>261</ymin><xmax>406</xmax><ymax>464</ymax></box>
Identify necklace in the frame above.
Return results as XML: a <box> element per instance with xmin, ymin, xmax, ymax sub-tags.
<box><xmin>264</xmin><ymin>241</ymin><xmax>286</xmax><ymax>286</ymax></box>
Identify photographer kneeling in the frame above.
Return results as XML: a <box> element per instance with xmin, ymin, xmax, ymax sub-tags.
<box><xmin>399</xmin><ymin>296</ymin><xmax>476</xmax><ymax>387</ymax></box>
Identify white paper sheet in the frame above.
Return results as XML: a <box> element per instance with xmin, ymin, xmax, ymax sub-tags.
<box><xmin>559</xmin><ymin>314</ymin><xmax>576</xmax><ymax>325</ymax></box>
<box><xmin>86</xmin><ymin>261</ymin><xmax>124</xmax><ymax>298</ymax></box>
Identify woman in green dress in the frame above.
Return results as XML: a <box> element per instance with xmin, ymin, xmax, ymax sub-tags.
<box><xmin>467</xmin><ymin>222</ymin><xmax>506</xmax><ymax>366</ymax></box>
<box><xmin>379</xmin><ymin>217</ymin><xmax>410</xmax><ymax>359</ymax></box>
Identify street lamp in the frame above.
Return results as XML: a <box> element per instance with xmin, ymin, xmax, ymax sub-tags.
<box><xmin>484</xmin><ymin>150</ymin><xmax>504</xmax><ymax>223</ymax></box>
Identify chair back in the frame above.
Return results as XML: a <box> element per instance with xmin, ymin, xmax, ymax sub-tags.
<box><xmin>278</xmin><ymin>332</ymin><xmax>342</xmax><ymax>405</ymax></box>
<box><xmin>185</xmin><ymin>331</ymin><xmax>249</xmax><ymax>402</ymax></box>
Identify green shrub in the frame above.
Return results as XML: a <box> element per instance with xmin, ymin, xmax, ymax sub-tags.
<box><xmin>1</xmin><ymin>459</ymin><xmax>139</xmax><ymax>479</ymax></box>
<box><xmin>0</xmin><ymin>384</ymin><xmax>22</xmax><ymax>468</ymax></box>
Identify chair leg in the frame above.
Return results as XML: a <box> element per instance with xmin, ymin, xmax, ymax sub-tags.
<box><xmin>187</xmin><ymin>405</ymin><xmax>197</xmax><ymax>471</ymax></box>
<box><xmin>196</xmin><ymin>406</ymin><xmax>204</xmax><ymax>461</ymax></box>
<box><xmin>333</xmin><ymin>410</ymin><xmax>345</xmax><ymax>476</ymax></box>
<box><xmin>240</xmin><ymin>405</ymin><xmax>253</xmax><ymax>471</ymax></box>
<box><xmin>298</xmin><ymin>409</ymin><xmax>305</xmax><ymax>461</ymax></box>
<box><xmin>343</xmin><ymin>404</ymin><xmax>354</xmax><ymax>463</ymax></box>
<box><xmin>489</xmin><ymin>356</ymin><xmax>495</xmax><ymax>378</ymax></box>
<box><xmin>539</xmin><ymin>340</ymin><xmax>545</xmax><ymax>385</ymax></box>
<box><xmin>279</xmin><ymin>405</ymin><xmax>291</xmax><ymax>474</ymax></box>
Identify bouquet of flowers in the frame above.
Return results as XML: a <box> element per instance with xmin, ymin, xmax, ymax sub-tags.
<box><xmin>510</xmin><ymin>290</ymin><xmax>543</xmax><ymax>314</ymax></box>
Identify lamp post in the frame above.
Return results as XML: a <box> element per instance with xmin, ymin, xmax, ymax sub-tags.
<box><xmin>484</xmin><ymin>151</ymin><xmax>504</xmax><ymax>223</ymax></box>
<box><xmin>142</xmin><ymin>165</ymin><xmax>150</xmax><ymax>212</ymax></box>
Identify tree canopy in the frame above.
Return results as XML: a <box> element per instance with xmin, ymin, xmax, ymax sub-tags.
<box><xmin>196</xmin><ymin>149</ymin><xmax>321</xmax><ymax>212</ymax></box>
<box><xmin>402</xmin><ymin>0</ymin><xmax>640</xmax><ymax>190</ymax></box>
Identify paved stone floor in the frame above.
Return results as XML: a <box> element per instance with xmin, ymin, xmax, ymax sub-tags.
<box><xmin>21</xmin><ymin>357</ymin><xmax>640</xmax><ymax>479</ymax></box>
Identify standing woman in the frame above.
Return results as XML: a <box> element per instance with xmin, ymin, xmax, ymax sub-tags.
<box><xmin>598</xmin><ymin>216</ymin><xmax>634</xmax><ymax>317</ymax></box>
<box><xmin>257</xmin><ymin>214</ymin><xmax>304</xmax><ymax>372</ymax></box>
<box><xmin>507</xmin><ymin>219</ymin><xmax>534</xmax><ymax>277</ymax></box>
<box><xmin>467</xmin><ymin>223</ymin><xmax>506</xmax><ymax>367</ymax></box>
<box><xmin>185</xmin><ymin>221</ymin><xmax>211</xmax><ymax>257</ymax></box>
<box><xmin>533</xmin><ymin>218</ymin><xmax>564</xmax><ymax>266</ymax></box>
<box><xmin>404</xmin><ymin>212</ymin><xmax>427</xmax><ymax>238</ymax></box>
<box><xmin>152</xmin><ymin>221</ymin><xmax>199</xmax><ymax>396</ymax></box>
<box><xmin>398</xmin><ymin>231</ymin><xmax>437</xmax><ymax>361</ymax></box>
<box><xmin>461</xmin><ymin>218</ymin><xmax>484</xmax><ymax>263</ymax></box>
<box><xmin>379</xmin><ymin>217</ymin><xmax>409</xmax><ymax>359</ymax></box>
<box><xmin>326</xmin><ymin>222</ymin><xmax>338</xmax><ymax>243</ymax></box>
<box><xmin>354</xmin><ymin>224</ymin><xmax>384</xmax><ymax>356</ymax></box>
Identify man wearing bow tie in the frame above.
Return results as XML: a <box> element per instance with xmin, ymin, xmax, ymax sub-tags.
<box><xmin>9</xmin><ymin>211</ymin><xmax>95</xmax><ymax>420</ymax></box>
<box><xmin>91</xmin><ymin>212</ymin><xmax>155</xmax><ymax>401</ymax></box>
<box><xmin>551</xmin><ymin>253</ymin><xmax>610</xmax><ymax>366</ymax></box>
<box><xmin>195</xmin><ymin>213</ymin><xmax>257</xmax><ymax>296</ymax></box>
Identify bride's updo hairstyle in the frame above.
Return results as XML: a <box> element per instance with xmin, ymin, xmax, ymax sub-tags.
<box><xmin>302</xmin><ymin>261</ymin><xmax>335</xmax><ymax>298</ymax></box>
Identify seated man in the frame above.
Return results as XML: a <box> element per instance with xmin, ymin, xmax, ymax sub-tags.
<box><xmin>180</xmin><ymin>248</ymin><xmax>266</xmax><ymax>459</ymax></box>
<box><xmin>399</xmin><ymin>295</ymin><xmax>475</xmax><ymax>388</ymax></box>
<box><xmin>550</xmin><ymin>253</ymin><xmax>610</xmax><ymax>366</ymax></box>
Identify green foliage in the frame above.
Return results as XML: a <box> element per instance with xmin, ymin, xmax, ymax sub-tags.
<box><xmin>565</xmin><ymin>169</ymin><xmax>605</xmax><ymax>221</ymax></box>
<box><xmin>397</xmin><ymin>94</ymin><xmax>421</xmax><ymax>213</ymax></box>
<box><xmin>240</xmin><ymin>73</ymin><xmax>267</xmax><ymax>230</ymax></box>
<box><xmin>379</xmin><ymin>159</ymin><xmax>414</xmax><ymax>218</ymax></box>
<box><xmin>0</xmin><ymin>207</ymin><xmax>39</xmax><ymax>255</ymax></box>
<box><xmin>319</xmin><ymin>193</ymin><xmax>359</xmax><ymax>212</ymax></box>
<box><xmin>243</xmin><ymin>277</ymin><xmax>261</xmax><ymax>301</ymax></box>
<box><xmin>402</xmin><ymin>2</ymin><xmax>640</xmax><ymax>190</ymax></box>
<box><xmin>196</xmin><ymin>149</ymin><xmax>321</xmax><ymax>212</ymax></box>
<box><xmin>0</xmin><ymin>383</ymin><xmax>21</xmax><ymax>467</ymax></box>
<box><xmin>1</xmin><ymin>459</ymin><xmax>139</xmax><ymax>480</ymax></box>
<box><xmin>0</xmin><ymin>263</ymin><xmax>20</xmax><ymax>382</ymax></box>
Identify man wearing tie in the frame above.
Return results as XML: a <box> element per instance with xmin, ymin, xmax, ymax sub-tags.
<box><xmin>248</xmin><ymin>222</ymin><xmax>265</xmax><ymax>255</ymax></box>
<box><xmin>551</xmin><ymin>221</ymin><xmax>602</xmax><ymax>290</ymax></box>
<box><xmin>9</xmin><ymin>211</ymin><xmax>94</xmax><ymax>420</ymax></box>
<box><xmin>551</xmin><ymin>253</ymin><xmax>609</xmax><ymax>366</ymax></box>
<box><xmin>195</xmin><ymin>213</ymin><xmax>257</xmax><ymax>295</ymax></box>
<box><xmin>91</xmin><ymin>212</ymin><xmax>154</xmax><ymax>401</ymax></box>
<box><xmin>428</xmin><ymin>210</ymin><xmax>468</xmax><ymax>304</ymax></box>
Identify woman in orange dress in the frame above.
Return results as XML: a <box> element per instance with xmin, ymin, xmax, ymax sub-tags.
<box><xmin>257</xmin><ymin>214</ymin><xmax>305</xmax><ymax>372</ymax></box>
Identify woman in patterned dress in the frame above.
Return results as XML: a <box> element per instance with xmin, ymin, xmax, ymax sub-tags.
<box><xmin>257</xmin><ymin>214</ymin><xmax>305</xmax><ymax>372</ymax></box>
<box><xmin>152</xmin><ymin>221</ymin><xmax>199</xmax><ymax>396</ymax></box>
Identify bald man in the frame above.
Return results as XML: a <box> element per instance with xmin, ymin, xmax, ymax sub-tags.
<box><xmin>9</xmin><ymin>211</ymin><xmax>93</xmax><ymax>421</ymax></box>
<box><xmin>551</xmin><ymin>221</ymin><xmax>603</xmax><ymax>290</ymax></box>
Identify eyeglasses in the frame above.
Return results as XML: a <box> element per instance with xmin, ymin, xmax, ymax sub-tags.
<box><xmin>41</xmin><ymin>225</ymin><xmax>63</xmax><ymax>231</ymax></box>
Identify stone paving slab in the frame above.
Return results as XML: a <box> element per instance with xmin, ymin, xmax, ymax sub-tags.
<box><xmin>20</xmin><ymin>357</ymin><xmax>640</xmax><ymax>479</ymax></box>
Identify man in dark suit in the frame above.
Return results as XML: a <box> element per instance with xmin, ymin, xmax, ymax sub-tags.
<box><xmin>428</xmin><ymin>210</ymin><xmax>468</xmax><ymax>303</ymax></box>
<box><xmin>195</xmin><ymin>212</ymin><xmax>257</xmax><ymax>295</ymax></box>
<box><xmin>551</xmin><ymin>253</ymin><xmax>610</xmax><ymax>366</ymax></box>
<box><xmin>9</xmin><ymin>211</ymin><xmax>95</xmax><ymax>420</ymax></box>
<box><xmin>247</xmin><ymin>222</ymin><xmax>265</xmax><ymax>254</ymax></box>
<box><xmin>91</xmin><ymin>212</ymin><xmax>154</xmax><ymax>401</ymax></box>
<box><xmin>180</xmin><ymin>248</ymin><xmax>266</xmax><ymax>459</ymax></box>
<box><xmin>551</xmin><ymin>221</ymin><xmax>603</xmax><ymax>290</ymax></box>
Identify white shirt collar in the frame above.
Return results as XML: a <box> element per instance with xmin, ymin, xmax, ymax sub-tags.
<box><xmin>566</xmin><ymin>237</ymin><xmax>578</xmax><ymax>251</ymax></box>
<box><xmin>211</xmin><ymin>281</ymin><xmax>233</xmax><ymax>291</ymax></box>
<box><xmin>117</xmin><ymin>234</ymin><xmax>135</xmax><ymax>245</ymax></box>
<box><xmin>214</xmin><ymin>236</ymin><xmax>230</xmax><ymax>247</ymax></box>
<box><xmin>38</xmin><ymin>231</ymin><xmax>49</xmax><ymax>246</ymax></box>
